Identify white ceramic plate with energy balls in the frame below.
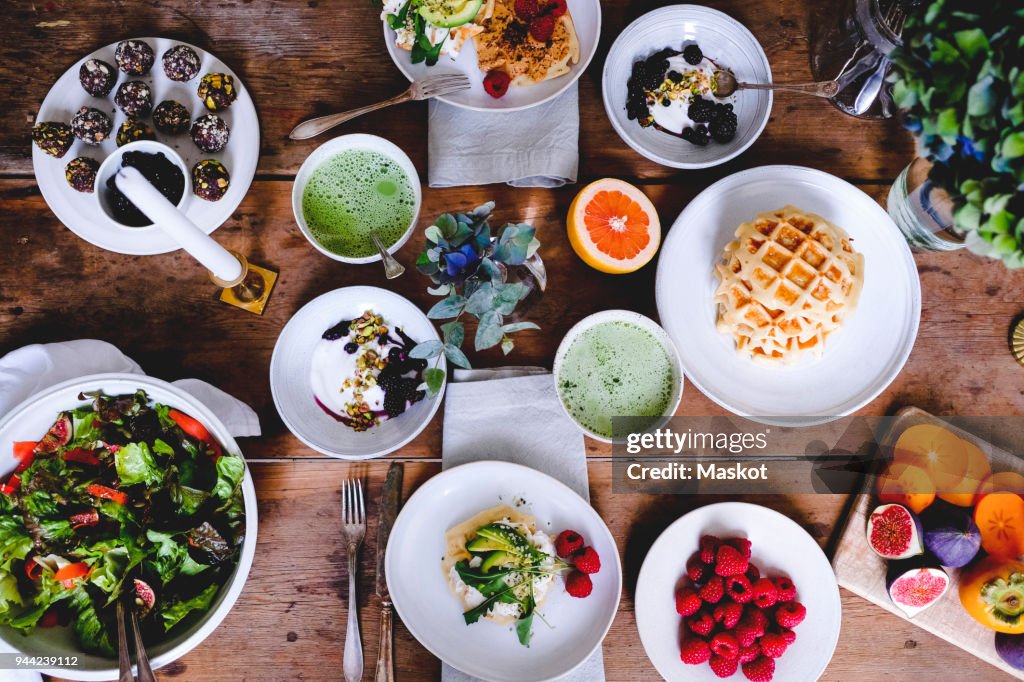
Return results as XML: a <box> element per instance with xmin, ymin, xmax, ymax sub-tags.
<box><xmin>31</xmin><ymin>37</ymin><xmax>259</xmax><ymax>256</ymax></box>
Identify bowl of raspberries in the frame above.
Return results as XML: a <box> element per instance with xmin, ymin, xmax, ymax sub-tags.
<box><xmin>634</xmin><ymin>502</ymin><xmax>841</xmax><ymax>681</ymax></box>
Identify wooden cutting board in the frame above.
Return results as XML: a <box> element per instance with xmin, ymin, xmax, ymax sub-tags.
<box><xmin>832</xmin><ymin>407</ymin><xmax>1024</xmax><ymax>680</ymax></box>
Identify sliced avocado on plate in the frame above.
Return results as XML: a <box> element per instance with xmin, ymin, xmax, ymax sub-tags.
<box><xmin>417</xmin><ymin>0</ymin><xmax>483</xmax><ymax>28</ymax></box>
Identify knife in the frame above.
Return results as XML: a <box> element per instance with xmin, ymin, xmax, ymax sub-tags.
<box><xmin>374</xmin><ymin>462</ymin><xmax>403</xmax><ymax>682</ymax></box>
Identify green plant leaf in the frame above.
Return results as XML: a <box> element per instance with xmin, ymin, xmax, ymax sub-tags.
<box><xmin>475</xmin><ymin>311</ymin><xmax>504</xmax><ymax>350</ymax></box>
<box><xmin>427</xmin><ymin>296</ymin><xmax>467</xmax><ymax>319</ymax></box>
<box><xmin>465</xmin><ymin>283</ymin><xmax>496</xmax><ymax>315</ymax></box>
<box><xmin>493</xmin><ymin>282</ymin><xmax>528</xmax><ymax>315</ymax></box>
<box><xmin>424</xmin><ymin>224</ymin><xmax>444</xmax><ymax>244</ymax></box>
<box><xmin>954</xmin><ymin>28</ymin><xmax>990</xmax><ymax>61</ymax></box>
<box><xmin>409</xmin><ymin>340</ymin><xmax>443</xmax><ymax>359</ymax></box>
<box><xmin>501</xmin><ymin>337</ymin><xmax>514</xmax><ymax>354</ymax></box>
<box><xmin>967</xmin><ymin>75</ymin><xmax>997</xmax><ymax>116</ymax></box>
<box><xmin>478</xmin><ymin>257</ymin><xmax>502</xmax><ymax>282</ymax></box>
<box><xmin>421</xmin><ymin>368</ymin><xmax>446</xmax><ymax>397</ymax></box>
<box><xmin>1001</xmin><ymin>132</ymin><xmax>1024</xmax><ymax>159</ymax></box>
<box><xmin>441</xmin><ymin>320</ymin><xmax>465</xmax><ymax>347</ymax></box>
<box><xmin>502</xmin><ymin>322</ymin><xmax>540</xmax><ymax>333</ymax></box>
<box><xmin>427</xmin><ymin>283</ymin><xmax>452</xmax><ymax>297</ymax></box>
<box><xmin>443</xmin><ymin>343</ymin><xmax>471</xmax><ymax>369</ymax></box>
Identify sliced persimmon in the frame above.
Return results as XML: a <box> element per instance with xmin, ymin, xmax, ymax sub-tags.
<box><xmin>893</xmin><ymin>423</ymin><xmax>969</xmax><ymax>492</ymax></box>
<box><xmin>974</xmin><ymin>492</ymin><xmax>1024</xmax><ymax>560</ymax></box>
<box><xmin>937</xmin><ymin>439</ymin><xmax>992</xmax><ymax>507</ymax></box>
<box><xmin>876</xmin><ymin>461</ymin><xmax>935</xmax><ymax>514</ymax></box>
<box><xmin>977</xmin><ymin>471</ymin><xmax>1024</xmax><ymax>502</ymax></box>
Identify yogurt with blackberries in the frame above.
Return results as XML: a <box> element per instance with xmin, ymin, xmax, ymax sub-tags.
<box><xmin>310</xmin><ymin>310</ymin><xmax>428</xmax><ymax>431</ymax></box>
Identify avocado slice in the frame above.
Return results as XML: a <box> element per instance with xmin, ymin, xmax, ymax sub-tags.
<box><xmin>466</xmin><ymin>536</ymin><xmax>508</xmax><ymax>552</ymax></box>
<box><xmin>472</xmin><ymin>523</ymin><xmax>531</xmax><ymax>556</ymax></box>
<box><xmin>417</xmin><ymin>0</ymin><xmax>483</xmax><ymax>28</ymax></box>
<box><xmin>480</xmin><ymin>550</ymin><xmax>517</xmax><ymax>573</ymax></box>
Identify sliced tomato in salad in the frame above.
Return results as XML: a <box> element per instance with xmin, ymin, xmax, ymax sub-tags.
<box><xmin>54</xmin><ymin>562</ymin><xmax>91</xmax><ymax>589</ymax></box>
<box><xmin>85</xmin><ymin>484</ymin><xmax>128</xmax><ymax>505</ymax></box>
<box><xmin>63</xmin><ymin>448</ymin><xmax>101</xmax><ymax>466</ymax></box>
<box><xmin>14</xmin><ymin>440</ymin><xmax>36</xmax><ymax>472</ymax></box>
<box><xmin>24</xmin><ymin>557</ymin><xmax>41</xmax><ymax>581</ymax></box>
<box><xmin>0</xmin><ymin>474</ymin><xmax>20</xmax><ymax>495</ymax></box>
<box><xmin>169</xmin><ymin>408</ymin><xmax>222</xmax><ymax>459</ymax></box>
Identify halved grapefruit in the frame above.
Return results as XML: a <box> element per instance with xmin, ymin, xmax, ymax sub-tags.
<box><xmin>567</xmin><ymin>178</ymin><xmax>660</xmax><ymax>274</ymax></box>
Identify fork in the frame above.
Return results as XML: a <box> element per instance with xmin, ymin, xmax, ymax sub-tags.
<box><xmin>342</xmin><ymin>478</ymin><xmax>367</xmax><ymax>682</ymax></box>
<box><xmin>289</xmin><ymin>74</ymin><xmax>472</xmax><ymax>140</ymax></box>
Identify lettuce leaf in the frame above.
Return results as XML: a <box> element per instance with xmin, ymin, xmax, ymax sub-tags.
<box><xmin>115</xmin><ymin>442</ymin><xmax>162</xmax><ymax>487</ymax></box>
<box><xmin>145</xmin><ymin>530</ymin><xmax>188</xmax><ymax>585</ymax></box>
<box><xmin>0</xmin><ymin>572</ymin><xmax>23</xmax><ymax>617</ymax></box>
<box><xmin>0</xmin><ymin>516</ymin><xmax>33</xmax><ymax>571</ymax></box>
<box><xmin>212</xmin><ymin>456</ymin><xmax>244</xmax><ymax>500</ymax></box>
<box><xmin>71</xmin><ymin>407</ymin><xmax>101</xmax><ymax>442</ymax></box>
<box><xmin>70</xmin><ymin>589</ymin><xmax>114</xmax><ymax>656</ymax></box>
<box><xmin>161</xmin><ymin>583</ymin><xmax>218</xmax><ymax>631</ymax></box>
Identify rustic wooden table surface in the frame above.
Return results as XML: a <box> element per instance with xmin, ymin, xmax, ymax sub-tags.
<box><xmin>2</xmin><ymin>0</ymin><xmax>1022</xmax><ymax>680</ymax></box>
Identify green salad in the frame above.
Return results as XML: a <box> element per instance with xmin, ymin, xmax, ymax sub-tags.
<box><xmin>0</xmin><ymin>390</ymin><xmax>246</xmax><ymax>656</ymax></box>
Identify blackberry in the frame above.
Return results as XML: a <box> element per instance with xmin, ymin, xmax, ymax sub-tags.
<box><xmin>688</xmin><ymin>96</ymin><xmax>715</xmax><ymax>123</ymax></box>
<box><xmin>384</xmin><ymin>391</ymin><xmax>406</xmax><ymax>419</ymax></box>
<box><xmin>402</xmin><ymin>358</ymin><xmax>428</xmax><ymax>372</ymax></box>
<box><xmin>682</xmin><ymin>44</ymin><xmax>703</xmax><ymax>65</ymax></box>
<box><xmin>399</xmin><ymin>379</ymin><xmax>420</xmax><ymax>401</ymax></box>
<box><xmin>387</xmin><ymin>347</ymin><xmax>405</xmax><ymax>364</ymax></box>
<box><xmin>667</xmin><ymin>71</ymin><xmax>683</xmax><ymax>83</ymax></box>
<box><xmin>710</xmin><ymin>115</ymin><xmax>738</xmax><ymax>143</ymax></box>
<box><xmin>343</xmin><ymin>342</ymin><xmax>359</xmax><ymax>354</ymax></box>
<box><xmin>688</xmin><ymin>125</ymin><xmax>711</xmax><ymax>146</ymax></box>
<box><xmin>711</xmin><ymin>103</ymin><xmax>733</xmax><ymax>121</ymax></box>
<box><xmin>378</xmin><ymin>373</ymin><xmax>401</xmax><ymax>392</ymax></box>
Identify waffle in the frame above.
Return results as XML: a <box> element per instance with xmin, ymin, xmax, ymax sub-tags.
<box><xmin>713</xmin><ymin>206</ymin><xmax>865</xmax><ymax>364</ymax></box>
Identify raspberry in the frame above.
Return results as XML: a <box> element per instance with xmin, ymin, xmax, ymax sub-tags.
<box><xmin>779</xmin><ymin>627</ymin><xmax>796</xmax><ymax>644</ymax></box>
<box><xmin>751</xmin><ymin>578</ymin><xmax>778</xmax><ymax>608</ymax></box>
<box><xmin>773</xmin><ymin>577</ymin><xmax>797</xmax><ymax>603</ymax></box>
<box><xmin>735</xmin><ymin>621</ymin><xmax>759</xmax><ymax>647</ymax></box>
<box><xmin>726</xmin><ymin>575</ymin><xmax>753</xmax><ymax>604</ymax></box>
<box><xmin>709</xmin><ymin>654</ymin><xmax>739</xmax><ymax>678</ymax></box>
<box><xmin>687</xmin><ymin>609</ymin><xmax>715</xmax><ymax>637</ymax></box>
<box><xmin>710</xmin><ymin>631</ymin><xmax>739</xmax><ymax>659</ymax></box>
<box><xmin>687</xmin><ymin>554</ymin><xmax>711</xmax><ymax>585</ymax></box>
<box><xmin>775</xmin><ymin>601</ymin><xmax>806</xmax><ymax>628</ymax></box>
<box><xmin>565</xmin><ymin>570</ymin><xmax>592</xmax><ymax>598</ymax></box>
<box><xmin>746</xmin><ymin>563</ymin><xmax>761</xmax><ymax>583</ymax></box>
<box><xmin>700</xmin><ymin>534</ymin><xmax>721</xmax><ymax>564</ymax></box>
<box><xmin>698</xmin><ymin>575</ymin><xmax>725</xmax><ymax>604</ymax></box>
<box><xmin>742</xmin><ymin>655</ymin><xmax>776</xmax><ymax>682</ymax></box>
<box><xmin>675</xmin><ymin>586</ymin><xmax>703</xmax><ymax>617</ymax></box>
<box><xmin>680</xmin><ymin>637</ymin><xmax>711</xmax><ymax>665</ymax></box>
<box><xmin>713</xmin><ymin>601</ymin><xmax>743</xmax><ymax>630</ymax></box>
<box><xmin>514</xmin><ymin>0</ymin><xmax>540</xmax><ymax>19</ymax></box>
<box><xmin>758</xmin><ymin>632</ymin><xmax>787</xmax><ymax>658</ymax></box>
<box><xmin>715</xmin><ymin>545</ymin><xmax>748</xmax><ymax>577</ymax></box>
<box><xmin>545</xmin><ymin>0</ymin><xmax>567</xmax><ymax>17</ymax></box>
<box><xmin>682</xmin><ymin>43</ymin><xmax>704</xmax><ymax>66</ymax></box>
<box><xmin>739</xmin><ymin>607</ymin><xmax>768</xmax><ymax>638</ymax></box>
<box><xmin>739</xmin><ymin>643</ymin><xmax>761</xmax><ymax>663</ymax></box>
<box><xmin>573</xmin><ymin>546</ymin><xmax>601</xmax><ymax>574</ymax></box>
<box><xmin>727</xmin><ymin>537</ymin><xmax>752</xmax><ymax>559</ymax></box>
<box><xmin>482</xmin><ymin>70</ymin><xmax>511</xmax><ymax>99</ymax></box>
<box><xmin>554</xmin><ymin>530</ymin><xmax>583</xmax><ymax>558</ymax></box>
<box><xmin>529</xmin><ymin>14</ymin><xmax>556</xmax><ymax>42</ymax></box>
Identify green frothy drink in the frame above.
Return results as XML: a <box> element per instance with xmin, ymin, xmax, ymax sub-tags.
<box><xmin>557</xmin><ymin>321</ymin><xmax>676</xmax><ymax>438</ymax></box>
<box><xmin>301</xmin><ymin>149</ymin><xmax>416</xmax><ymax>259</ymax></box>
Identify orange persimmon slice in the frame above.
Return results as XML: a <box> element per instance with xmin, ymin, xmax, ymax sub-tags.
<box><xmin>974</xmin><ymin>492</ymin><xmax>1024</xmax><ymax>560</ymax></box>
<box><xmin>893</xmin><ymin>423</ymin><xmax>969</xmax><ymax>492</ymax></box>
<box><xmin>876</xmin><ymin>461</ymin><xmax>935</xmax><ymax>514</ymax></box>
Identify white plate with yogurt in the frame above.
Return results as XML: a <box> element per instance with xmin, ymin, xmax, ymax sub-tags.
<box><xmin>270</xmin><ymin>286</ymin><xmax>446</xmax><ymax>459</ymax></box>
<box><xmin>602</xmin><ymin>5</ymin><xmax>771</xmax><ymax>168</ymax></box>
<box><xmin>386</xmin><ymin>461</ymin><xmax>622</xmax><ymax>682</ymax></box>
<box><xmin>32</xmin><ymin>37</ymin><xmax>259</xmax><ymax>255</ymax></box>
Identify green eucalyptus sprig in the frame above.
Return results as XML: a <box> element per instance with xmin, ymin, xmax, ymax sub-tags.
<box><xmin>888</xmin><ymin>0</ymin><xmax>1024</xmax><ymax>265</ymax></box>
<box><xmin>410</xmin><ymin>202</ymin><xmax>541</xmax><ymax>391</ymax></box>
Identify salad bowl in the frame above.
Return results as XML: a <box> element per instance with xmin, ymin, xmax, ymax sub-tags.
<box><xmin>0</xmin><ymin>373</ymin><xmax>257</xmax><ymax>681</ymax></box>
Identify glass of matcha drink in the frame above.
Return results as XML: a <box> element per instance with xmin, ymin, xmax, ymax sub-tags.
<box><xmin>553</xmin><ymin>310</ymin><xmax>684</xmax><ymax>442</ymax></box>
<box><xmin>292</xmin><ymin>134</ymin><xmax>421</xmax><ymax>263</ymax></box>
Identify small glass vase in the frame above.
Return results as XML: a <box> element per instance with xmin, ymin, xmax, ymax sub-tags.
<box><xmin>887</xmin><ymin>157</ymin><xmax>965</xmax><ymax>252</ymax></box>
<box><xmin>497</xmin><ymin>253</ymin><xmax>547</xmax><ymax>322</ymax></box>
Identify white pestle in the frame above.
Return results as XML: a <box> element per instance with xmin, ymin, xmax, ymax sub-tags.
<box><xmin>114</xmin><ymin>165</ymin><xmax>244</xmax><ymax>283</ymax></box>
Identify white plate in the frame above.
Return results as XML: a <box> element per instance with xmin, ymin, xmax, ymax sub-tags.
<box><xmin>602</xmin><ymin>5</ymin><xmax>771</xmax><ymax>169</ymax></box>
<box><xmin>635</xmin><ymin>502</ymin><xmax>841</xmax><ymax>682</ymax></box>
<box><xmin>383</xmin><ymin>0</ymin><xmax>601</xmax><ymax>111</ymax></box>
<box><xmin>386</xmin><ymin>461</ymin><xmax>621</xmax><ymax>682</ymax></box>
<box><xmin>32</xmin><ymin>37</ymin><xmax>260</xmax><ymax>255</ymax></box>
<box><xmin>0</xmin><ymin>374</ymin><xmax>257</xmax><ymax>680</ymax></box>
<box><xmin>655</xmin><ymin>165</ymin><xmax>921</xmax><ymax>425</ymax></box>
<box><xmin>270</xmin><ymin>286</ymin><xmax>445</xmax><ymax>459</ymax></box>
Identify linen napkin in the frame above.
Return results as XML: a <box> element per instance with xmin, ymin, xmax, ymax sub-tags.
<box><xmin>441</xmin><ymin>366</ymin><xmax>605</xmax><ymax>682</ymax></box>
<box><xmin>427</xmin><ymin>83</ymin><xmax>579</xmax><ymax>188</ymax></box>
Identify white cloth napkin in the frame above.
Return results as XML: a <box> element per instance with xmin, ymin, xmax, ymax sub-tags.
<box><xmin>427</xmin><ymin>83</ymin><xmax>579</xmax><ymax>188</ymax></box>
<box><xmin>441</xmin><ymin>367</ymin><xmax>605</xmax><ymax>682</ymax></box>
<box><xmin>0</xmin><ymin>339</ymin><xmax>260</xmax><ymax>439</ymax></box>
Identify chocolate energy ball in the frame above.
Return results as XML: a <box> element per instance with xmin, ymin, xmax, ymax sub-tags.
<box><xmin>65</xmin><ymin>156</ymin><xmax>99</xmax><ymax>193</ymax></box>
<box><xmin>162</xmin><ymin>44</ymin><xmax>201</xmax><ymax>82</ymax></box>
<box><xmin>197</xmin><ymin>72</ymin><xmax>238</xmax><ymax>111</ymax></box>
<box><xmin>190</xmin><ymin>114</ymin><xmax>230</xmax><ymax>153</ymax></box>
<box><xmin>32</xmin><ymin>122</ymin><xmax>74</xmax><ymax>158</ymax></box>
<box><xmin>116</xmin><ymin>119</ymin><xmax>156</xmax><ymax>147</ymax></box>
<box><xmin>192</xmin><ymin>159</ymin><xmax>231</xmax><ymax>201</ymax></box>
<box><xmin>152</xmin><ymin>100</ymin><xmax>191</xmax><ymax>135</ymax></box>
<box><xmin>79</xmin><ymin>58</ymin><xmax>117</xmax><ymax>97</ymax></box>
<box><xmin>114</xmin><ymin>80</ymin><xmax>153</xmax><ymax>117</ymax></box>
<box><xmin>70</xmin><ymin>107</ymin><xmax>112</xmax><ymax>145</ymax></box>
<box><xmin>114</xmin><ymin>39</ymin><xmax>154</xmax><ymax>75</ymax></box>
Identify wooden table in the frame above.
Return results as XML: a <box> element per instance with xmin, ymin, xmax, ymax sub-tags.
<box><xmin>2</xmin><ymin>0</ymin><xmax>1022</xmax><ymax>679</ymax></box>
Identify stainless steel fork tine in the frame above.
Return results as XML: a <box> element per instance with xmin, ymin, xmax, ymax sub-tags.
<box><xmin>342</xmin><ymin>479</ymin><xmax>350</xmax><ymax>524</ymax></box>
<box><xmin>356</xmin><ymin>479</ymin><xmax>365</xmax><ymax>523</ymax></box>
<box><xmin>422</xmin><ymin>80</ymin><xmax>472</xmax><ymax>95</ymax></box>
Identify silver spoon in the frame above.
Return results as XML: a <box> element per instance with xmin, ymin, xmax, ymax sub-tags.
<box><xmin>371</xmin><ymin>232</ymin><xmax>405</xmax><ymax>279</ymax></box>
<box><xmin>713</xmin><ymin>70</ymin><xmax>840</xmax><ymax>99</ymax></box>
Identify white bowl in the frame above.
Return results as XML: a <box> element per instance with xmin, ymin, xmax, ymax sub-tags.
<box><xmin>291</xmin><ymin>134</ymin><xmax>422</xmax><ymax>264</ymax></box>
<box><xmin>602</xmin><ymin>5</ymin><xmax>772</xmax><ymax>169</ymax></box>
<box><xmin>635</xmin><ymin>502</ymin><xmax>842</xmax><ymax>682</ymax></box>
<box><xmin>386</xmin><ymin>461</ymin><xmax>622</xmax><ymax>682</ymax></box>
<box><xmin>270</xmin><ymin>286</ymin><xmax>445</xmax><ymax>459</ymax></box>
<box><xmin>0</xmin><ymin>374</ymin><xmax>257</xmax><ymax>680</ymax></box>
<box><xmin>32</xmin><ymin>37</ymin><xmax>260</xmax><ymax>255</ymax></box>
<box><xmin>94</xmin><ymin>140</ymin><xmax>189</xmax><ymax>226</ymax></box>
<box><xmin>655</xmin><ymin>165</ymin><xmax>921</xmax><ymax>425</ymax></box>
<box><xmin>383</xmin><ymin>0</ymin><xmax>601</xmax><ymax>112</ymax></box>
<box><xmin>553</xmin><ymin>310</ymin><xmax>684</xmax><ymax>443</ymax></box>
